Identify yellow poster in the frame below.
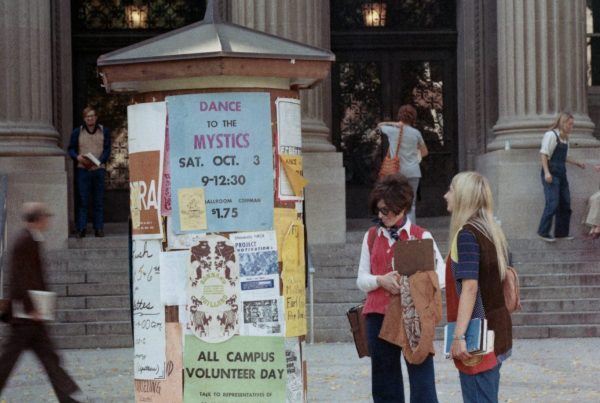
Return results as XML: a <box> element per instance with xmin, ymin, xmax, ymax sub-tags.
<box><xmin>130</xmin><ymin>185</ymin><xmax>142</xmax><ymax>230</ymax></box>
<box><xmin>274</xmin><ymin>208</ymin><xmax>297</xmax><ymax>262</ymax></box>
<box><xmin>281</xmin><ymin>220</ymin><xmax>306</xmax><ymax>337</ymax></box>
<box><xmin>178</xmin><ymin>187</ymin><xmax>207</xmax><ymax>231</ymax></box>
<box><xmin>279</xmin><ymin>155</ymin><xmax>308</xmax><ymax>198</ymax></box>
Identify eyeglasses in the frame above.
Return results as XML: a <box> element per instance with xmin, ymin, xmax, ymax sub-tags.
<box><xmin>377</xmin><ymin>206</ymin><xmax>391</xmax><ymax>216</ymax></box>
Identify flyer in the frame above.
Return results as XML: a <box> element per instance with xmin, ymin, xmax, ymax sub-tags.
<box><xmin>168</xmin><ymin>92</ymin><xmax>274</xmax><ymax>234</ymax></box>
<box><xmin>187</xmin><ymin>235</ymin><xmax>240</xmax><ymax>343</ymax></box>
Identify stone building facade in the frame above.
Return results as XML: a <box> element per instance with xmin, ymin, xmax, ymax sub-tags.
<box><xmin>1</xmin><ymin>0</ymin><xmax>599</xmax><ymax>250</ymax></box>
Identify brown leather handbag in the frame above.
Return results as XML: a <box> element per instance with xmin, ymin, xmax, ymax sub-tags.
<box><xmin>347</xmin><ymin>304</ymin><xmax>369</xmax><ymax>358</ymax></box>
<box><xmin>378</xmin><ymin>124</ymin><xmax>404</xmax><ymax>179</ymax></box>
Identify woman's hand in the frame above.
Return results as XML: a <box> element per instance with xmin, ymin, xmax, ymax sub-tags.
<box><xmin>594</xmin><ymin>164</ymin><xmax>600</xmax><ymax>172</ymax></box>
<box><xmin>451</xmin><ymin>338</ymin><xmax>472</xmax><ymax>361</ymax></box>
<box><xmin>544</xmin><ymin>173</ymin><xmax>553</xmax><ymax>184</ymax></box>
<box><xmin>577</xmin><ymin>161</ymin><xmax>586</xmax><ymax>169</ymax></box>
<box><xmin>376</xmin><ymin>271</ymin><xmax>401</xmax><ymax>295</ymax></box>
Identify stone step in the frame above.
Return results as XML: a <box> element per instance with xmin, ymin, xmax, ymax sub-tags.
<box><xmin>45</xmin><ymin>271</ymin><xmax>128</xmax><ymax>284</ymax></box>
<box><xmin>48</xmin><ymin>248</ymin><xmax>129</xmax><ymax>260</ymax></box>
<box><xmin>313</xmin><ymin>285</ymin><xmax>600</xmax><ymax>303</ymax></box>
<box><xmin>50</xmin><ymin>258</ymin><xmax>128</xmax><ymax>273</ymax></box>
<box><xmin>510</xmin><ymin>311</ymin><xmax>600</xmax><ymax>326</ymax></box>
<box><xmin>54</xmin><ymin>334</ymin><xmax>133</xmax><ymax>349</ymax></box>
<box><xmin>312</xmin><ymin>324</ymin><xmax>600</xmax><ymax>343</ymax></box>
<box><xmin>56</xmin><ymin>308</ymin><xmax>130</xmax><ymax>322</ymax></box>
<box><xmin>55</xmin><ymin>295</ymin><xmax>131</xmax><ymax>310</ymax></box>
<box><xmin>66</xmin><ymin>283</ymin><xmax>130</xmax><ymax>297</ymax></box>
<box><xmin>67</xmin><ymin>235</ymin><xmax>129</xmax><ymax>249</ymax></box>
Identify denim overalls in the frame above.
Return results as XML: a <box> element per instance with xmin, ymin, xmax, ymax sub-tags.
<box><xmin>537</xmin><ymin>131</ymin><xmax>571</xmax><ymax>238</ymax></box>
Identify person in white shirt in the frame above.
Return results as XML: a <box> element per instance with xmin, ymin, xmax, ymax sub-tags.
<box><xmin>537</xmin><ymin>112</ymin><xmax>585</xmax><ymax>242</ymax></box>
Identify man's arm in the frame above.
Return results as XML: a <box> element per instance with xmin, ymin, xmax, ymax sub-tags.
<box><xmin>9</xmin><ymin>236</ymin><xmax>35</xmax><ymax>313</ymax></box>
<box><xmin>99</xmin><ymin>127</ymin><xmax>111</xmax><ymax>164</ymax></box>
<box><xmin>67</xmin><ymin>128</ymin><xmax>80</xmax><ymax>161</ymax></box>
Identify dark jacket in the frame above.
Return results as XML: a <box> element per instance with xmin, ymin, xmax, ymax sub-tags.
<box><xmin>9</xmin><ymin>229</ymin><xmax>47</xmax><ymax>314</ymax></box>
<box><xmin>67</xmin><ymin>124</ymin><xmax>111</xmax><ymax>164</ymax></box>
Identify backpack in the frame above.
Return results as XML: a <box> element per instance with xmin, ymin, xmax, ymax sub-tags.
<box><xmin>503</xmin><ymin>265</ymin><xmax>522</xmax><ymax>313</ymax></box>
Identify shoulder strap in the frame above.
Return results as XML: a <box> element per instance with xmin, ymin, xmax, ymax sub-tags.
<box><xmin>394</xmin><ymin>124</ymin><xmax>404</xmax><ymax>156</ymax></box>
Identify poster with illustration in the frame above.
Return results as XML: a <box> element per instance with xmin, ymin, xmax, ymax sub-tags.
<box><xmin>240</xmin><ymin>297</ymin><xmax>284</xmax><ymax>337</ymax></box>
<box><xmin>187</xmin><ymin>235</ymin><xmax>240</xmax><ymax>343</ymax></box>
<box><xmin>167</xmin><ymin>92</ymin><xmax>274</xmax><ymax>234</ymax></box>
<box><xmin>285</xmin><ymin>338</ymin><xmax>304</xmax><ymax>403</ymax></box>
<box><xmin>128</xmin><ymin>102</ymin><xmax>166</xmax><ymax>239</ymax></box>
<box><xmin>132</xmin><ymin>240</ymin><xmax>166</xmax><ymax>379</ymax></box>
<box><xmin>230</xmin><ymin>231</ymin><xmax>278</xmax><ymax>277</ymax></box>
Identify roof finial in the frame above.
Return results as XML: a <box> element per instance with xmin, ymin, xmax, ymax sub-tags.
<box><xmin>204</xmin><ymin>0</ymin><xmax>221</xmax><ymax>23</ymax></box>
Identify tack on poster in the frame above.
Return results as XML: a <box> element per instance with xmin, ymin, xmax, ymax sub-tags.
<box><xmin>183</xmin><ymin>335</ymin><xmax>287</xmax><ymax>403</ymax></box>
<box><xmin>187</xmin><ymin>235</ymin><xmax>240</xmax><ymax>343</ymax></box>
<box><xmin>167</xmin><ymin>92</ymin><xmax>274</xmax><ymax>234</ymax></box>
<box><xmin>128</xmin><ymin>102</ymin><xmax>166</xmax><ymax>239</ymax></box>
<box><xmin>132</xmin><ymin>240</ymin><xmax>166</xmax><ymax>379</ymax></box>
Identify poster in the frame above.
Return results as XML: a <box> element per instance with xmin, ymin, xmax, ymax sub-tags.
<box><xmin>281</xmin><ymin>221</ymin><xmax>307</xmax><ymax>337</ymax></box>
<box><xmin>183</xmin><ymin>335</ymin><xmax>287</xmax><ymax>403</ymax></box>
<box><xmin>187</xmin><ymin>235</ymin><xmax>240</xmax><ymax>343</ymax></box>
<box><xmin>274</xmin><ymin>208</ymin><xmax>298</xmax><ymax>263</ymax></box>
<box><xmin>168</xmin><ymin>92</ymin><xmax>274</xmax><ymax>234</ymax></box>
<box><xmin>230</xmin><ymin>231</ymin><xmax>278</xmax><ymax>277</ymax></box>
<box><xmin>128</xmin><ymin>102</ymin><xmax>166</xmax><ymax>239</ymax></box>
<box><xmin>159</xmin><ymin>250</ymin><xmax>189</xmax><ymax>306</ymax></box>
<box><xmin>132</xmin><ymin>240</ymin><xmax>166</xmax><ymax>379</ymax></box>
<box><xmin>166</xmin><ymin>218</ymin><xmax>207</xmax><ymax>250</ymax></box>
<box><xmin>275</xmin><ymin>98</ymin><xmax>303</xmax><ymax>201</ymax></box>
<box><xmin>160</xmin><ymin>118</ymin><xmax>172</xmax><ymax>216</ymax></box>
<box><xmin>285</xmin><ymin>338</ymin><xmax>304</xmax><ymax>403</ymax></box>
<box><xmin>240</xmin><ymin>297</ymin><xmax>284</xmax><ymax>336</ymax></box>
<box><xmin>135</xmin><ymin>322</ymin><xmax>183</xmax><ymax>403</ymax></box>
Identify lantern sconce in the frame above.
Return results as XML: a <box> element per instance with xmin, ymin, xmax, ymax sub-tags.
<box><xmin>125</xmin><ymin>4</ymin><xmax>149</xmax><ymax>29</ymax></box>
<box><xmin>362</xmin><ymin>2</ymin><xmax>387</xmax><ymax>27</ymax></box>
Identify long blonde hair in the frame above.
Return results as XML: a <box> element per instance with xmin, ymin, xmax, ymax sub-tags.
<box><xmin>550</xmin><ymin>112</ymin><xmax>574</xmax><ymax>139</ymax></box>
<box><xmin>448</xmin><ymin>172</ymin><xmax>509</xmax><ymax>280</ymax></box>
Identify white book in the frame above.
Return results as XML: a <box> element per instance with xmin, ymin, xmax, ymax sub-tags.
<box><xmin>84</xmin><ymin>152</ymin><xmax>101</xmax><ymax>166</ymax></box>
<box><xmin>12</xmin><ymin>290</ymin><xmax>57</xmax><ymax>321</ymax></box>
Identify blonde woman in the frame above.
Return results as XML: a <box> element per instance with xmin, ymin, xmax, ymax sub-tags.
<box><xmin>444</xmin><ymin>172</ymin><xmax>512</xmax><ymax>403</ymax></box>
<box><xmin>537</xmin><ymin>112</ymin><xmax>585</xmax><ymax>242</ymax></box>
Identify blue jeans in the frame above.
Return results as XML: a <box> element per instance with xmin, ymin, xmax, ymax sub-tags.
<box><xmin>537</xmin><ymin>172</ymin><xmax>571</xmax><ymax>237</ymax></box>
<box><xmin>76</xmin><ymin>168</ymin><xmax>105</xmax><ymax>231</ymax></box>
<box><xmin>458</xmin><ymin>364</ymin><xmax>501</xmax><ymax>403</ymax></box>
<box><xmin>366</xmin><ymin>314</ymin><xmax>438</xmax><ymax>403</ymax></box>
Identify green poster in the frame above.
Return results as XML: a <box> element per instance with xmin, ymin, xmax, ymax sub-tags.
<box><xmin>184</xmin><ymin>335</ymin><xmax>287</xmax><ymax>403</ymax></box>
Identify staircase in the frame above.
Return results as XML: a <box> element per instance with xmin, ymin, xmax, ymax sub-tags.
<box><xmin>0</xmin><ymin>224</ymin><xmax>132</xmax><ymax>349</ymax></box>
<box><xmin>310</xmin><ymin>217</ymin><xmax>600</xmax><ymax>342</ymax></box>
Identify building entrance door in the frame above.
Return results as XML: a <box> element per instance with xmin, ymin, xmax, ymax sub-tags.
<box><xmin>331</xmin><ymin>1</ymin><xmax>457</xmax><ymax>219</ymax></box>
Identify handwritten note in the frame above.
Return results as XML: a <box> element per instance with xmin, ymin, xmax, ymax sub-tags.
<box><xmin>133</xmin><ymin>240</ymin><xmax>166</xmax><ymax>379</ymax></box>
<box><xmin>281</xmin><ymin>221</ymin><xmax>306</xmax><ymax>337</ymax></box>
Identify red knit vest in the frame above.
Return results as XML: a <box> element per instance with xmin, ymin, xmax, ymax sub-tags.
<box><xmin>362</xmin><ymin>224</ymin><xmax>425</xmax><ymax>315</ymax></box>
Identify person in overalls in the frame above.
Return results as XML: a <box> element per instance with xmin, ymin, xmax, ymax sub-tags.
<box><xmin>537</xmin><ymin>112</ymin><xmax>586</xmax><ymax>242</ymax></box>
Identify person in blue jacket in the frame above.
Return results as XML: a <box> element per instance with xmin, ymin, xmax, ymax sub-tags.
<box><xmin>68</xmin><ymin>106</ymin><xmax>111</xmax><ymax>238</ymax></box>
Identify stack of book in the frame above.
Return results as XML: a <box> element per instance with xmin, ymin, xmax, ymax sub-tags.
<box><xmin>443</xmin><ymin>318</ymin><xmax>494</xmax><ymax>358</ymax></box>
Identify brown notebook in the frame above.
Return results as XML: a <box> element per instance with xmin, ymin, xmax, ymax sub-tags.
<box><xmin>393</xmin><ymin>238</ymin><xmax>434</xmax><ymax>276</ymax></box>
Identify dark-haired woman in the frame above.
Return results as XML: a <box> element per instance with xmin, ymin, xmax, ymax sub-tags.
<box><xmin>356</xmin><ymin>173</ymin><xmax>444</xmax><ymax>403</ymax></box>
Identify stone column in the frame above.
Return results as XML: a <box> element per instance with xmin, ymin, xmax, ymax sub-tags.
<box><xmin>492</xmin><ymin>0</ymin><xmax>597</xmax><ymax>149</ymax></box>
<box><xmin>0</xmin><ymin>0</ymin><xmax>68</xmax><ymax>249</ymax></box>
<box><xmin>477</xmin><ymin>0</ymin><xmax>599</xmax><ymax>239</ymax></box>
<box><xmin>232</xmin><ymin>0</ymin><xmax>346</xmax><ymax>244</ymax></box>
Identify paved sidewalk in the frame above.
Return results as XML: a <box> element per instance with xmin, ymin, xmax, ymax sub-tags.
<box><xmin>1</xmin><ymin>339</ymin><xmax>599</xmax><ymax>402</ymax></box>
